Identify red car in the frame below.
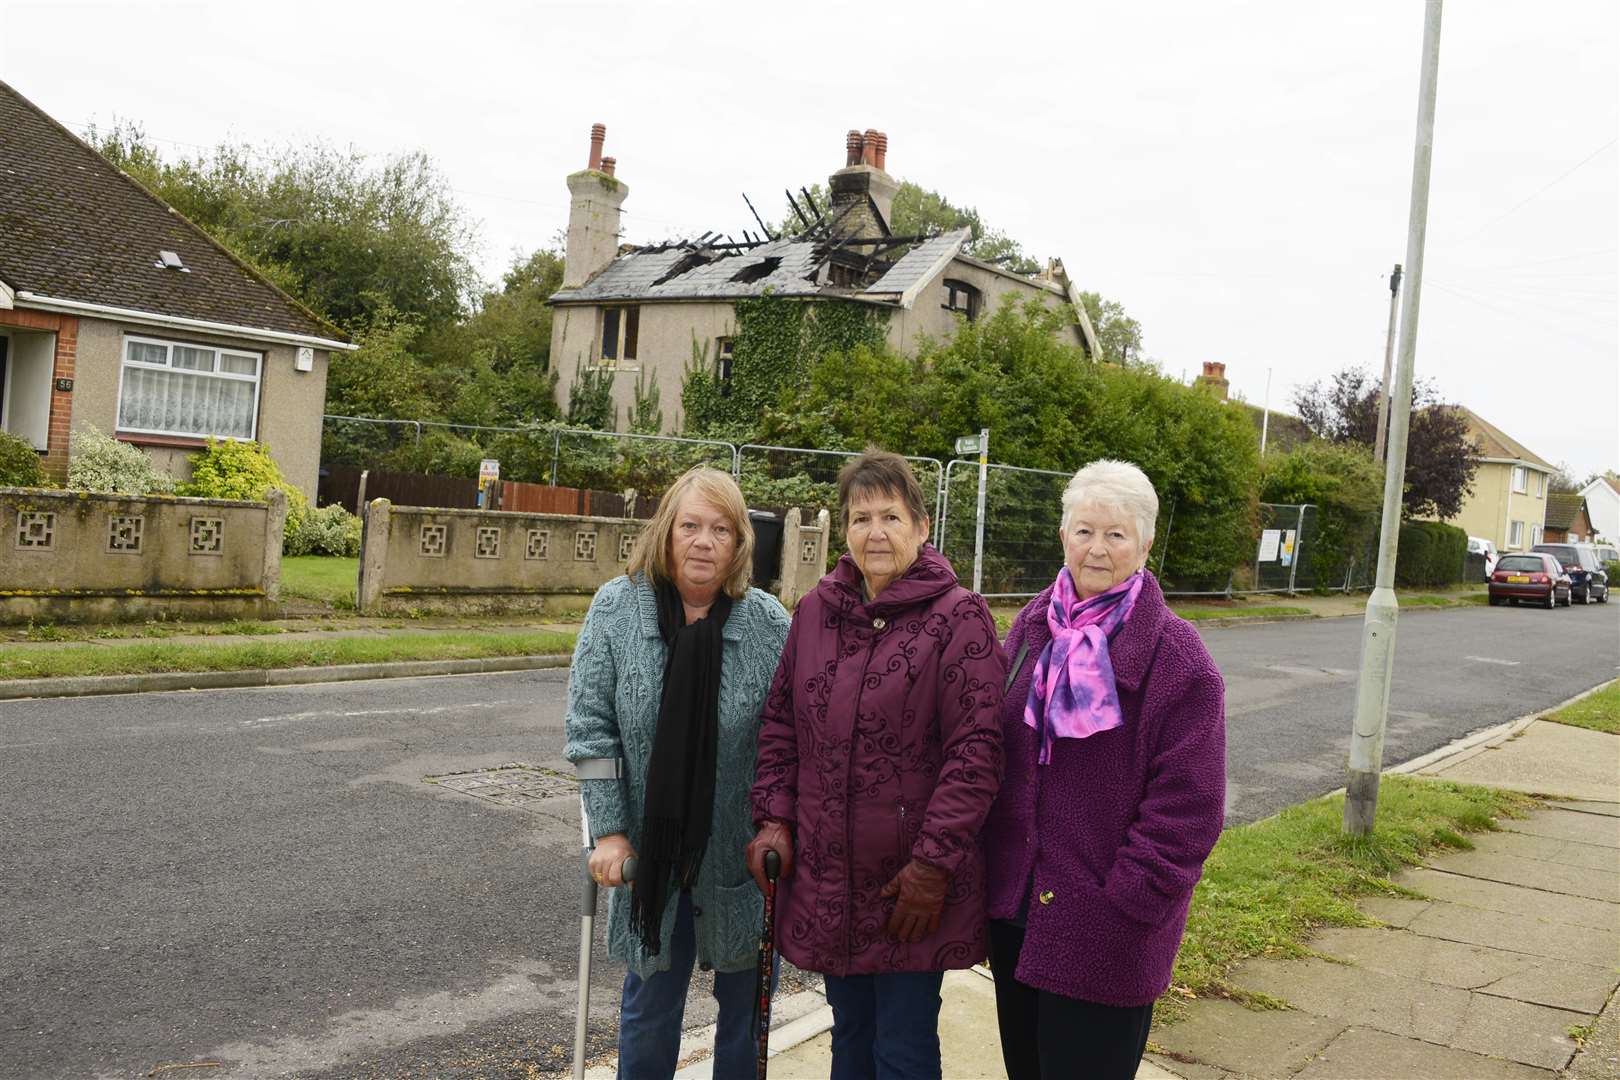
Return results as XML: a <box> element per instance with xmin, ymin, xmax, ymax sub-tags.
<box><xmin>1488</xmin><ymin>552</ymin><xmax>1571</xmax><ymax>608</ymax></box>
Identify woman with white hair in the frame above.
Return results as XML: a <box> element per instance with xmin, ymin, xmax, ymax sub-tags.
<box><xmin>982</xmin><ymin>459</ymin><xmax>1226</xmax><ymax>1079</ymax></box>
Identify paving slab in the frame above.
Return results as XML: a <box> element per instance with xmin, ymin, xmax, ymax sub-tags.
<box><xmin>1292</xmin><ymin>1026</ymin><xmax>1556</xmax><ymax>1079</ymax></box>
<box><xmin>1423</xmin><ymin>723</ymin><xmax>1620</xmax><ymax>802</ymax></box>
<box><xmin>1481</xmin><ymin>960</ymin><xmax>1618</xmax><ymax>1016</ymax></box>
<box><xmin>1482</xmin><ymin>831</ymin><xmax>1620</xmax><ymax>871</ymax></box>
<box><xmin>1505</xmin><ymin>810</ymin><xmax>1620</xmax><ymax>849</ymax></box>
<box><xmin>1428</xmin><ymin>849</ymin><xmax>1620</xmax><ymax>904</ymax></box>
<box><xmin>1360</xmin><ymin>894</ymin><xmax>1430</xmax><ymax>928</ymax></box>
<box><xmin>1149</xmin><ymin>997</ymin><xmax>1345</xmax><ymax>1078</ymax></box>
<box><xmin>1563</xmin><ymin>987</ymin><xmax>1620</xmax><ymax>1080</ymax></box>
<box><xmin>1233</xmin><ymin>957</ymin><xmax>1584</xmax><ymax>1069</ymax></box>
<box><xmin>1397</xmin><ymin>867</ymin><xmax>1620</xmax><ymax>932</ymax></box>
<box><xmin>1403</xmin><ymin>898</ymin><xmax>1619</xmax><ymax>965</ymax></box>
<box><xmin>1550</xmin><ymin>800</ymin><xmax>1620</xmax><ymax>818</ymax></box>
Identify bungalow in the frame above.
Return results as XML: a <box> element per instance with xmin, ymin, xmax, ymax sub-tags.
<box><xmin>1577</xmin><ymin>473</ymin><xmax>1618</xmax><ymax>544</ymax></box>
<box><xmin>1542</xmin><ymin>492</ymin><xmax>1597</xmax><ymax>544</ymax></box>
<box><xmin>0</xmin><ymin>80</ymin><xmax>352</xmax><ymax>498</ymax></box>
<box><xmin>546</xmin><ymin>125</ymin><xmax>1100</xmax><ymax>432</ymax></box>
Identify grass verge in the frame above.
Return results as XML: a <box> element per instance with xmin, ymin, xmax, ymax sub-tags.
<box><xmin>281</xmin><ymin>556</ymin><xmax>361</xmax><ymax>609</ymax></box>
<box><xmin>1540</xmin><ymin>680</ymin><xmax>1620</xmax><ymax>735</ymax></box>
<box><xmin>1173</xmin><ymin>605</ymin><xmax>1311</xmax><ymax>622</ymax></box>
<box><xmin>0</xmin><ymin>630</ymin><xmax>577</xmax><ymax>681</ymax></box>
<box><xmin>1161</xmin><ymin>775</ymin><xmax>1534</xmax><ymax>1022</ymax></box>
<box><xmin>1402</xmin><ymin>593</ymin><xmax>1488</xmax><ymax>608</ymax></box>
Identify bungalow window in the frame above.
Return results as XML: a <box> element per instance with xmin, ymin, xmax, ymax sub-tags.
<box><xmin>1511</xmin><ymin>466</ymin><xmax>1527</xmax><ymax>494</ymax></box>
<box><xmin>117</xmin><ymin>335</ymin><xmax>261</xmax><ymax>440</ymax></box>
<box><xmin>716</xmin><ymin>337</ymin><xmax>735</xmax><ymax>397</ymax></box>
<box><xmin>942</xmin><ymin>279</ymin><xmax>980</xmax><ymax>321</ymax></box>
<box><xmin>598</xmin><ymin>305</ymin><xmax>640</xmax><ymax>368</ymax></box>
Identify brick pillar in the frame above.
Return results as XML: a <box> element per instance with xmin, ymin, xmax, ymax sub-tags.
<box><xmin>41</xmin><ymin>316</ymin><xmax>78</xmax><ymax>482</ymax></box>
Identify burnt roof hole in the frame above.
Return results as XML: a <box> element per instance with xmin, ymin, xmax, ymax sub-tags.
<box><xmin>730</xmin><ymin>256</ymin><xmax>782</xmax><ymax>284</ymax></box>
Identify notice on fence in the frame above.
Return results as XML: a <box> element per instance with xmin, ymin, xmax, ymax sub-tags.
<box><xmin>1258</xmin><ymin>529</ymin><xmax>1281</xmax><ymax>562</ymax></box>
<box><xmin>1281</xmin><ymin>529</ymin><xmax>1296</xmax><ymax>568</ymax></box>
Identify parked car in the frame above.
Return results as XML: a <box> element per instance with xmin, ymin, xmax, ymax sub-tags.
<box><xmin>1467</xmin><ymin>536</ymin><xmax>1499</xmax><ymax>579</ymax></box>
<box><xmin>1531</xmin><ymin>543</ymin><xmax>1610</xmax><ymax>604</ymax></box>
<box><xmin>1488</xmin><ymin>552</ymin><xmax>1571</xmax><ymax>608</ymax></box>
<box><xmin>1595</xmin><ymin>543</ymin><xmax>1619</xmax><ymax>567</ymax></box>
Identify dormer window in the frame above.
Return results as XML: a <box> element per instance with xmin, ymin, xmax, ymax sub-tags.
<box><xmin>942</xmin><ymin>279</ymin><xmax>980</xmax><ymax>321</ymax></box>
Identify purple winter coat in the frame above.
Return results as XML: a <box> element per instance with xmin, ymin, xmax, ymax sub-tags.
<box><xmin>751</xmin><ymin>545</ymin><xmax>1006</xmax><ymax>976</ymax></box>
<box><xmin>984</xmin><ymin>571</ymin><xmax>1225</xmax><ymax>1007</ymax></box>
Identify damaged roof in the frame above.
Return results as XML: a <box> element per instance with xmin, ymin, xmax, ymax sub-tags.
<box><xmin>552</xmin><ymin>228</ymin><xmax>983</xmax><ymax>306</ymax></box>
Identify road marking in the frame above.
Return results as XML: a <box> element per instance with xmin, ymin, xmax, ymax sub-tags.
<box><xmin>241</xmin><ymin>699</ymin><xmax>528</xmax><ymax>727</ymax></box>
<box><xmin>1464</xmin><ymin>656</ymin><xmax>1521</xmax><ymax>666</ymax></box>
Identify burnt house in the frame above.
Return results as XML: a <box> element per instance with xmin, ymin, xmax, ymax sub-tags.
<box><xmin>547</xmin><ymin>125</ymin><xmax>1100</xmax><ymax>432</ymax></box>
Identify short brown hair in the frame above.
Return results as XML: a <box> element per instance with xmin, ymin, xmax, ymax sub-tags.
<box><xmin>626</xmin><ymin>467</ymin><xmax>756</xmax><ymax>599</ymax></box>
<box><xmin>837</xmin><ymin>449</ymin><xmax>929</xmax><ymax>528</ymax></box>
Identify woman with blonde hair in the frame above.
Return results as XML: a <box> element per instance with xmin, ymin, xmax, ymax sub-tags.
<box><xmin>565</xmin><ymin>465</ymin><xmax>790</xmax><ymax>1080</ymax></box>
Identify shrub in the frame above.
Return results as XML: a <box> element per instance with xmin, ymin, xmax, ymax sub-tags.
<box><xmin>1261</xmin><ymin>443</ymin><xmax>1383</xmax><ymax>591</ymax></box>
<box><xmin>67</xmin><ymin>425</ymin><xmax>177</xmax><ymax>495</ymax></box>
<box><xmin>1396</xmin><ymin>520</ymin><xmax>1468</xmax><ymax>586</ymax></box>
<box><xmin>284</xmin><ymin>503</ymin><xmax>362</xmax><ymax>557</ymax></box>
<box><xmin>179</xmin><ymin>438</ymin><xmax>308</xmax><ymax>516</ymax></box>
<box><xmin>0</xmin><ymin>431</ymin><xmax>47</xmax><ymax>488</ymax></box>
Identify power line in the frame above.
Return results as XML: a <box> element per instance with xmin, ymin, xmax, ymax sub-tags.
<box><xmin>1454</xmin><ymin>136</ymin><xmax>1618</xmax><ymax>243</ymax></box>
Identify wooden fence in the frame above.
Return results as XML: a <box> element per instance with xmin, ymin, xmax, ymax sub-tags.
<box><xmin>320</xmin><ymin>466</ymin><xmax>660</xmax><ymax>520</ymax></box>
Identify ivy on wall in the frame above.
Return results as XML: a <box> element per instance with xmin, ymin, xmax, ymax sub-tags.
<box><xmin>682</xmin><ymin>293</ymin><xmax>890</xmax><ymax>436</ymax></box>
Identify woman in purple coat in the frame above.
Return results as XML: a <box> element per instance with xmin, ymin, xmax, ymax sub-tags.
<box><xmin>748</xmin><ymin>450</ymin><xmax>1005</xmax><ymax>1080</ymax></box>
<box><xmin>984</xmin><ymin>459</ymin><xmax>1226</xmax><ymax>1080</ymax></box>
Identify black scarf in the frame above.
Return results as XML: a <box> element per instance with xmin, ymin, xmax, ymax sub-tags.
<box><xmin>628</xmin><ymin>577</ymin><xmax>733</xmax><ymax>954</ymax></box>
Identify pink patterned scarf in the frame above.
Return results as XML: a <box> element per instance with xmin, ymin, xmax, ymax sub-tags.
<box><xmin>1023</xmin><ymin>567</ymin><xmax>1144</xmax><ymax>764</ymax></box>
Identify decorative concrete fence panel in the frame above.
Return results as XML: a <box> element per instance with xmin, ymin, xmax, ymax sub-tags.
<box><xmin>776</xmin><ymin>507</ymin><xmax>832</xmax><ymax>609</ymax></box>
<box><xmin>0</xmin><ymin>487</ymin><xmax>285</xmax><ymax>624</ymax></box>
<box><xmin>357</xmin><ymin>500</ymin><xmax>645</xmax><ymax>615</ymax></box>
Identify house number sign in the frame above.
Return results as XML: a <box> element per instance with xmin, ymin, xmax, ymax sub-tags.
<box><xmin>54</xmin><ymin>378</ymin><xmax>73</xmax><ymax>392</ymax></box>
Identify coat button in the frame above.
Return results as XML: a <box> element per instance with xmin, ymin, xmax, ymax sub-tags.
<box><xmin>1039</xmin><ymin>890</ymin><xmax>1054</xmax><ymax>905</ymax></box>
<box><xmin>872</xmin><ymin>618</ymin><xmax>886</xmax><ymax>629</ymax></box>
<box><xmin>692</xmin><ymin>906</ymin><xmax>703</xmax><ymax>917</ymax></box>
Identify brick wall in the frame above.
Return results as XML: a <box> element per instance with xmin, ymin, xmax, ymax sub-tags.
<box><xmin>0</xmin><ymin>308</ymin><xmax>76</xmax><ymax>481</ymax></box>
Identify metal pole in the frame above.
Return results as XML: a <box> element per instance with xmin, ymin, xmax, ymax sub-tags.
<box><xmin>1374</xmin><ymin>263</ymin><xmax>1404</xmax><ymax>464</ymax></box>
<box><xmin>1260</xmin><ymin>368</ymin><xmax>1272</xmax><ymax>454</ymax></box>
<box><xmin>551</xmin><ymin>428</ymin><xmax>562</xmax><ymax>488</ymax></box>
<box><xmin>1346</xmin><ymin>0</ymin><xmax>1442</xmax><ymax>837</ymax></box>
<box><xmin>972</xmin><ymin>429</ymin><xmax>989</xmax><ymax>594</ymax></box>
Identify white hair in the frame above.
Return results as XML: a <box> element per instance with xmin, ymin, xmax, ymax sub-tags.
<box><xmin>1060</xmin><ymin>459</ymin><xmax>1159</xmax><ymax>551</ymax></box>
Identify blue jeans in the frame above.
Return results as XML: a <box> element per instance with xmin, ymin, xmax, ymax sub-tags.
<box><xmin>823</xmin><ymin>970</ymin><xmax>946</xmax><ymax>1080</ymax></box>
<box><xmin>617</xmin><ymin>891</ymin><xmax>770</xmax><ymax>1080</ymax></box>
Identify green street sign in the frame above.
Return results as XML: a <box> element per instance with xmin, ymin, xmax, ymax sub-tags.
<box><xmin>954</xmin><ymin>434</ymin><xmax>982</xmax><ymax>455</ymax></box>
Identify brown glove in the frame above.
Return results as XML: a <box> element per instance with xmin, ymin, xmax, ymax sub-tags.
<box><xmin>881</xmin><ymin>858</ymin><xmax>949</xmax><ymax>943</ymax></box>
<box><xmin>746</xmin><ymin>820</ymin><xmax>795</xmax><ymax>894</ymax></box>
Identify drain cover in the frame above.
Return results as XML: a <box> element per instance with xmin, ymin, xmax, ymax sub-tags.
<box><xmin>426</xmin><ymin>763</ymin><xmax>577</xmax><ymax>812</ymax></box>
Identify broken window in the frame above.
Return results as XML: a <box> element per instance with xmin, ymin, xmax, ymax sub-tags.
<box><xmin>599</xmin><ymin>305</ymin><xmax>640</xmax><ymax>366</ymax></box>
<box><xmin>730</xmin><ymin>257</ymin><xmax>782</xmax><ymax>284</ymax></box>
<box><xmin>942</xmin><ymin>279</ymin><xmax>981</xmax><ymax>321</ymax></box>
<box><xmin>716</xmin><ymin>337</ymin><xmax>735</xmax><ymax>397</ymax></box>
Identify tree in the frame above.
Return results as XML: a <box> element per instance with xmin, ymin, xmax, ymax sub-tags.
<box><xmin>1292</xmin><ymin>367</ymin><xmax>1479</xmax><ymax>520</ymax></box>
<box><xmin>1547</xmin><ymin>462</ymin><xmax>1585</xmax><ymax>495</ymax></box>
<box><xmin>1076</xmin><ymin>291</ymin><xmax>1145</xmax><ymax>365</ymax></box>
<box><xmin>88</xmin><ymin>121</ymin><xmax>479</xmax><ymax>330</ymax></box>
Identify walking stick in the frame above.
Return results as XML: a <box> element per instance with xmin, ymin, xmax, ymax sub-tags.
<box><xmin>571</xmin><ymin>758</ymin><xmax>630</xmax><ymax>1080</ymax></box>
<box><xmin>753</xmin><ymin>849</ymin><xmax>782</xmax><ymax>1079</ymax></box>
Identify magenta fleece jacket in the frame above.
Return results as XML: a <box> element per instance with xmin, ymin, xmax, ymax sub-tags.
<box><xmin>983</xmin><ymin>571</ymin><xmax>1226</xmax><ymax>1007</ymax></box>
<box><xmin>751</xmin><ymin>546</ymin><xmax>1006</xmax><ymax>976</ymax></box>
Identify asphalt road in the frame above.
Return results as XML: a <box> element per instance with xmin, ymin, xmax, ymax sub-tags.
<box><xmin>1</xmin><ymin>601</ymin><xmax>1615</xmax><ymax>1079</ymax></box>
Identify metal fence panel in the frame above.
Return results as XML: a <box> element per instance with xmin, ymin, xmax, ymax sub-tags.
<box><xmin>735</xmin><ymin>444</ymin><xmax>943</xmax><ymax>523</ymax></box>
<box><xmin>938</xmin><ymin>460</ymin><xmax>1069</xmax><ymax>599</ymax></box>
<box><xmin>549</xmin><ymin>428</ymin><xmax>736</xmax><ymax>504</ymax></box>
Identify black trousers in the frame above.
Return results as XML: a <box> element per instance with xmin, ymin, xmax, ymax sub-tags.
<box><xmin>987</xmin><ymin>919</ymin><xmax>1154</xmax><ymax>1080</ymax></box>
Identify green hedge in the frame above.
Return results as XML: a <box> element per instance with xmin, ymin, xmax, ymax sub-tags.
<box><xmin>1396</xmin><ymin>520</ymin><xmax>1468</xmax><ymax>587</ymax></box>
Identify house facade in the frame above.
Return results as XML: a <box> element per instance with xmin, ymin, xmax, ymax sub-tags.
<box><xmin>1445</xmin><ymin>407</ymin><xmax>1553</xmax><ymax>552</ymax></box>
<box><xmin>546</xmin><ymin>125</ymin><xmax>1100</xmax><ymax>432</ymax></box>
<box><xmin>0</xmin><ymin>81</ymin><xmax>351</xmax><ymax>498</ymax></box>
<box><xmin>1577</xmin><ymin>474</ymin><xmax>1618</xmax><ymax>544</ymax></box>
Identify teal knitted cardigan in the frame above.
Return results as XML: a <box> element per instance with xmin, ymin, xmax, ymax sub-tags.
<box><xmin>564</xmin><ymin>573</ymin><xmax>791</xmax><ymax>976</ymax></box>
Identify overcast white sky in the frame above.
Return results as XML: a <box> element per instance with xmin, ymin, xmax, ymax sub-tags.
<box><xmin>7</xmin><ymin>0</ymin><xmax>1617</xmax><ymax>476</ymax></box>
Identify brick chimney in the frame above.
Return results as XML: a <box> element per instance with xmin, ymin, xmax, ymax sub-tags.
<box><xmin>1194</xmin><ymin>361</ymin><xmax>1230</xmax><ymax>400</ymax></box>
<box><xmin>827</xmin><ymin>128</ymin><xmax>898</xmax><ymax>240</ymax></box>
<box><xmin>564</xmin><ymin>123</ymin><xmax>630</xmax><ymax>288</ymax></box>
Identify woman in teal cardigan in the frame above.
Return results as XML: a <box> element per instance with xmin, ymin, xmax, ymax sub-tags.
<box><xmin>565</xmin><ymin>466</ymin><xmax>790</xmax><ymax>1080</ymax></box>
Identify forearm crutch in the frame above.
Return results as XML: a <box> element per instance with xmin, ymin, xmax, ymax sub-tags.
<box><xmin>571</xmin><ymin>757</ymin><xmax>629</xmax><ymax>1080</ymax></box>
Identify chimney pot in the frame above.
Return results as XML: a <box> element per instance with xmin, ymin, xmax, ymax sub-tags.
<box><xmin>845</xmin><ymin>129</ymin><xmax>863</xmax><ymax>167</ymax></box>
<box><xmin>588</xmin><ymin>123</ymin><xmax>606</xmax><ymax>170</ymax></box>
<box><xmin>862</xmin><ymin>128</ymin><xmax>879</xmax><ymax>167</ymax></box>
<box><xmin>600</xmin><ymin>156</ymin><xmax>616</xmax><ymax>177</ymax></box>
<box><xmin>872</xmin><ymin>132</ymin><xmax>888</xmax><ymax>171</ymax></box>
